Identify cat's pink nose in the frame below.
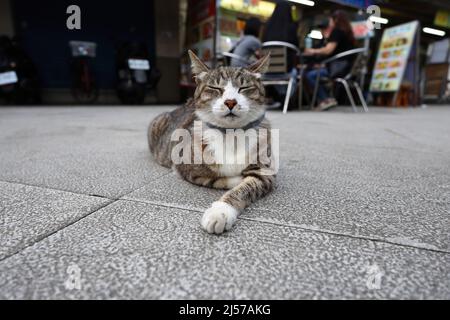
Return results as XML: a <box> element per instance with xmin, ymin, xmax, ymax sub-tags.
<box><xmin>224</xmin><ymin>99</ymin><xmax>237</xmax><ymax>110</ymax></box>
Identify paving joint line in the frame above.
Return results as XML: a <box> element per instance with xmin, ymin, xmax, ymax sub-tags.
<box><xmin>238</xmin><ymin>217</ymin><xmax>450</xmax><ymax>255</ymax></box>
<box><xmin>0</xmin><ymin>198</ymin><xmax>115</xmax><ymax>262</ymax></box>
<box><xmin>1</xmin><ymin>176</ymin><xmax>447</xmax><ymax>258</ymax></box>
<box><xmin>0</xmin><ymin>179</ymin><xmax>115</xmax><ymax>200</ymax></box>
<box><xmin>120</xmin><ymin>197</ymin><xmax>450</xmax><ymax>255</ymax></box>
<box><xmin>0</xmin><ymin>170</ymin><xmax>173</xmax><ymax>201</ymax></box>
<box><xmin>0</xmin><ymin>171</ymin><xmax>175</xmax><ymax>262</ymax></box>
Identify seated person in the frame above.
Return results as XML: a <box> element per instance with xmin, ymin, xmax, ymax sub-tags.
<box><xmin>262</xmin><ymin>1</ymin><xmax>299</xmax><ymax>106</ymax></box>
<box><xmin>305</xmin><ymin>18</ymin><xmax>333</xmax><ymax>65</ymax></box>
<box><xmin>304</xmin><ymin>10</ymin><xmax>356</xmax><ymax>111</ymax></box>
<box><xmin>230</xmin><ymin>18</ymin><xmax>262</xmax><ymax>67</ymax></box>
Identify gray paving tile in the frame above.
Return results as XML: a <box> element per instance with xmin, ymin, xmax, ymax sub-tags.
<box><xmin>0</xmin><ymin>181</ymin><xmax>110</xmax><ymax>260</ymax></box>
<box><xmin>125</xmin><ymin>108</ymin><xmax>450</xmax><ymax>251</ymax></box>
<box><xmin>0</xmin><ymin>107</ymin><xmax>172</xmax><ymax>198</ymax></box>
<box><xmin>0</xmin><ymin>106</ymin><xmax>448</xmax><ymax>299</ymax></box>
<box><xmin>0</xmin><ymin>200</ymin><xmax>448</xmax><ymax>299</ymax></box>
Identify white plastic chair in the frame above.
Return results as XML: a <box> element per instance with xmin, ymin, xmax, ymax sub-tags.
<box><xmin>310</xmin><ymin>47</ymin><xmax>369</xmax><ymax>112</ymax></box>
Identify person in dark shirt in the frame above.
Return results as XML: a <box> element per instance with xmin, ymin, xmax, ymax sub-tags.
<box><xmin>263</xmin><ymin>1</ymin><xmax>299</xmax><ymax>69</ymax></box>
<box><xmin>303</xmin><ymin>18</ymin><xmax>332</xmax><ymax>66</ymax></box>
<box><xmin>315</xmin><ymin>18</ymin><xmax>333</xmax><ymax>52</ymax></box>
<box><xmin>262</xmin><ymin>1</ymin><xmax>299</xmax><ymax>106</ymax></box>
<box><xmin>304</xmin><ymin>10</ymin><xmax>356</xmax><ymax>111</ymax></box>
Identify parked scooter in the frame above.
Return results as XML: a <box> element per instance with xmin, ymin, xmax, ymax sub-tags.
<box><xmin>115</xmin><ymin>41</ymin><xmax>160</xmax><ymax>104</ymax></box>
<box><xmin>69</xmin><ymin>41</ymin><xmax>99</xmax><ymax>103</ymax></box>
<box><xmin>0</xmin><ymin>36</ymin><xmax>41</xmax><ymax>104</ymax></box>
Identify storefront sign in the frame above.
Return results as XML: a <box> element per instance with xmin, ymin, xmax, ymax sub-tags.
<box><xmin>370</xmin><ymin>21</ymin><xmax>419</xmax><ymax>92</ymax></box>
<box><xmin>328</xmin><ymin>0</ymin><xmax>375</xmax><ymax>9</ymax></box>
<box><xmin>190</xmin><ymin>0</ymin><xmax>216</xmax><ymax>26</ymax></box>
<box><xmin>220</xmin><ymin>0</ymin><xmax>275</xmax><ymax>18</ymax></box>
<box><xmin>435</xmin><ymin>10</ymin><xmax>450</xmax><ymax>29</ymax></box>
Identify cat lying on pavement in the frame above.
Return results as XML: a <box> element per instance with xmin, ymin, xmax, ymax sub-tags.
<box><xmin>148</xmin><ymin>51</ymin><xmax>277</xmax><ymax>234</ymax></box>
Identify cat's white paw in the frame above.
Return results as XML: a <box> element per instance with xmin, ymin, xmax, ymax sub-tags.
<box><xmin>201</xmin><ymin>201</ymin><xmax>239</xmax><ymax>234</ymax></box>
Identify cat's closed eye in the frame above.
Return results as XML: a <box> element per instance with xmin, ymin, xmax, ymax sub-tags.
<box><xmin>238</xmin><ymin>86</ymin><xmax>257</xmax><ymax>93</ymax></box>
<box><xmin>206</xmin><ymin>86</ymin><xmax>224</xmax><ymax>94</ymax></box>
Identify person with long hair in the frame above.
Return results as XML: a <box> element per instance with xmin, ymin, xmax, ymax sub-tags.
<box><xmin>304</xmin><ymin>10</ymin><xmax>356</xmax><ymax>111</ymax></box>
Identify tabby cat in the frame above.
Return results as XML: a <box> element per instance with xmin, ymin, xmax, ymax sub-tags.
<box><xmin>148</xmin><ymin>51</ymin><xmax>276</xmax><ymax>234</ymax></box>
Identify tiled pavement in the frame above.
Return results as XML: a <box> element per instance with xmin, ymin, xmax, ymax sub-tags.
<box><xmin>0</xmin><ymin>106</ymin><xmax>449</xmax><ymax>299</ymax></box>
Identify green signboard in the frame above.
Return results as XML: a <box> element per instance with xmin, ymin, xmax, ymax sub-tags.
<box><xmin>435</xmin><ymin>10</ymin><xmax>450</xmax><ymax>29</ymax></box>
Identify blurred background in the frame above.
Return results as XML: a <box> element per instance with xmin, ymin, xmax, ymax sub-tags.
<box><xmin>0</xmin><ymin>0</ymin><xmax>450</xmax><ymax>108</ymax></box>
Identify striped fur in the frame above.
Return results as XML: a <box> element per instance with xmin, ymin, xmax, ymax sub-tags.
<box><xmin>148</xmin><ymin>51</ymin><xmax>275</xmax><ymax>234</ymax></box>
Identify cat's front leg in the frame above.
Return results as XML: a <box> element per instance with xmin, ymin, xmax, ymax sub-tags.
<box><xmin>175</xmin><ymin>164</ymin><xmax>243</xmax><ymax>189</ymax></box>
<box><xmin>201</xmin><ymin>173</ymin><xmax>275</xmax><ymax>234</ymax></box>
<box><xmin>201</xmin><ymin>201</ymin><xmax>239</xmax><ymax>234</ymax></box>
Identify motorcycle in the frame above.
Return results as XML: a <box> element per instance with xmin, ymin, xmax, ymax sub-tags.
<box><xmin>69</xmin><ymin>41</ymin><xmax>99</xmax><ymax>103</ymax></box>
<box><xmin>0</xmin><ymin>36</ymin><xmax>41</xmax><ymax>104</ymax></box>
<box><xmin>115</xmin><ymin>41</ymin><xmax>160</xmax><ymax>104</ymax></box>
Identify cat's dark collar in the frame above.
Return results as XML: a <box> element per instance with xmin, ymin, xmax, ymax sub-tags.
<box><xmin>204</xmin><ymin>114</ymin><xmax>266</xmax><ymax>133</ymax></box>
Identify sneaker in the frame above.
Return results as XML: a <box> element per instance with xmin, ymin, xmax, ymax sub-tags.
<box><xmin>266</xmin><ymin>101</ymin><xmax>281</xmax><ymax>110</ymax></box>
<box><xmin>318</xmin><ymin>98</ymin><xmax>337</xmax><ymax>111</ymax></box>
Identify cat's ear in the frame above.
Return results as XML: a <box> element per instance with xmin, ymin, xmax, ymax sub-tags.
<box><xmin>188</xmin><ymin>50</ymin><xmax>209</xmax><ymax>81</ymax></box>
<box><xmin>247</xmin><ymin>53</ymin><xmax>270</xmax><ymax>77</ymax></box>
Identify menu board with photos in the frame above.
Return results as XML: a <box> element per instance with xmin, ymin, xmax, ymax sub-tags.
<box><xmin>370</xmin><ymin>21</ymin><xmax>419</xmax><ymax>92</ymax></box>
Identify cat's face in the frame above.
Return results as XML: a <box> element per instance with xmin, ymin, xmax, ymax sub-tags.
<box><xmin>189</xmin><ymin>51</ymin><xmax>270</xmax><ymax>129</ymax></box>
